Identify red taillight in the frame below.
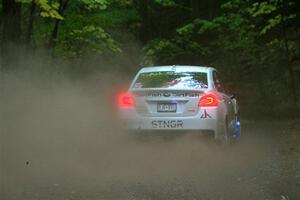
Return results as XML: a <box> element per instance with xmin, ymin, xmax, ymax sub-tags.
<box><xmin>118</xmin><ymin>92</ymin><xmax>134</xmax><ymax>108</ymax></box>
<box><xmin>199</xmin><ymin>93</ymin><xmax>220</xmax><ymax>107</ymax></box>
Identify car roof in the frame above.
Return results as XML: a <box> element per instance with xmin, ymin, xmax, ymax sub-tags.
<box><xmin>139</xmin><ymin>65</ymin><xmax>214</xmax><ymax>73</ymax></box>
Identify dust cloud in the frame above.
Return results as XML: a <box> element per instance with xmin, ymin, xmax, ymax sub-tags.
<box><xmin>0</xmin><ymin>63</ymin><xmax>273</xmax><ymax>200</ymax></box>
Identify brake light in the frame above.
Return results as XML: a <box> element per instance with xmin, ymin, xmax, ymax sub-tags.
<box><xmin>118</xmin><ymin>92</ymin><xmax>134</xmax><ymax>108</ymax></box>
<box><xmin>199</xmin><ymin>93</ymin><xmax>220</xmax><ymax>107</ymax></box>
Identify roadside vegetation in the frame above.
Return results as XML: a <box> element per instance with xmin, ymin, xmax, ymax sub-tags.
<box><xmin>0</xmin><ymin>0</ymin><xmax>299</xmax><ymax>118</ymax></box>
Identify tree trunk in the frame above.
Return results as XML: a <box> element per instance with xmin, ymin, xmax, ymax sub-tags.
<box><xmin>48</xmin><ymin>19</ymin><xmax>60</xmax><ymax>49</ymax></box>
<box><xmin>1</xmin><ymin>0</ymin><xmax>21</xmax><ymax>44</ymax></box>
<box><xmin>136</xmin><ymin>0</ymin><xmax>150</xmax><ymax>43</ymax></box>
<box><xmin>208</xmin><ymin>0</ymin><xmax>221</xmax><ymax>19</ymax></box>
<box><xmin>26</xmin><ymin>0</ymin><xmax>36</xmax><ymax>47</ymax></box>
<box><xmin>190</xmin><ymin>0</ymin><xmax>200</xmax><ymax>18</ymax></box>
<box><xmin>190</xmin><ymin>0</ymin><xmax>221</xmax><ymax>19</ymax></box>
<box><xmin>1</xmin><ymin>0</ymin><xmax>22</xmax><ymax>70</ymax></box>
<box><xmin>48</xmin><ymin>0</ymin><xmax>69</xmax><ymax>50</ymax></box>
<box><xmin>281</xmin><ymin>2</ymin><xmax>298</xmax><ymax>105</ymax></box>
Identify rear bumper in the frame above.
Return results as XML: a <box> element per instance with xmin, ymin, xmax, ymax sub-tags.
<box><xmin>119</xmin><ymin>107</ymin><xmax>220</xmax><ymax>134</ymax></box>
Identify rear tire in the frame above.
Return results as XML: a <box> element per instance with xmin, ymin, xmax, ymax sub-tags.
<box><xmin>216</xmin><ymin>118</ymin><xmax>232</xmax><ymax>146</ymax></box>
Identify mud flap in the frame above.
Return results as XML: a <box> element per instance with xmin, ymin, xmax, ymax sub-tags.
<box><xmin>233</xmin><ymin>117</ymin><xmax>241</xmax><ymax>140</ymax></box>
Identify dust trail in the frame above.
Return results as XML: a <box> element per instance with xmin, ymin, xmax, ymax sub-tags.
<box><xmin>0</xmin><ymin>69</ymin><xmax>272</xmax><ymax>200</ymax></box>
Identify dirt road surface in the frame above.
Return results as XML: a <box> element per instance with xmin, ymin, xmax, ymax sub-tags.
<box><xmin>1</xmin><ymin>74</ymin><xmax>299</xmax><ymax>200</ymax></box>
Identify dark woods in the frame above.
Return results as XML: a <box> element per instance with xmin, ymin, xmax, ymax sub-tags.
<box><xmin>0</xmin><ymin>0</ymin><xmax>299</xmax><ymax>118</ymax></box>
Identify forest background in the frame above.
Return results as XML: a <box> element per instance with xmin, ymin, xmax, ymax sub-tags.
<box><xmin>1</xmin><ymin>0</ymin><xmax>299</xmax><ymax>118</ymax></box>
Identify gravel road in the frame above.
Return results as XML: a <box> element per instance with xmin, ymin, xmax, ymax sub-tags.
<box><xmin>1</xmin><ymin>120</ymin><xmax>299</xmax><ymax>200</ymax></box>
<box><xmin>1</xmin><ymin>74</ymin><xmax>299</xmax><ymax>200</ymax></box>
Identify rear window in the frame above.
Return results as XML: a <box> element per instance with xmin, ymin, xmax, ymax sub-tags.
<box><xmin>133</xmin><ymin>71</ymin><xmax>208</xmax><ymax>89</ymax></box>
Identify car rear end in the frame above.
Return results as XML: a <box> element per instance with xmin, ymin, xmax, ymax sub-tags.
<box><xmin>118</xmin><ymin>66</ymin><xmax>225</xmax><ymax>139</ymax></box>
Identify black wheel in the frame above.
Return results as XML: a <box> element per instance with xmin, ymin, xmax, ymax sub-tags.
<box><xmin>215</xmin><ymin>118</ymin><xmax>232</xmax><ymax>146</ymax></box>
<box><xmin>223</xmin><ymin>119</ymin><xmax>231</xmax><ymax>145</ymax></box>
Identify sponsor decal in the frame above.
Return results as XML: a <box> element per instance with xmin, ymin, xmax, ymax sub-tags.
<box><xmin>200</xmin><ymin>109</ymin><xmax>212</xmax><ymax>119</ymax></box>
<box><xmin>152</xmin><ymin>120</ymin><xmax>184</xmax><ymax>128</ymax></box>
<box><xmin>146</xmin><ymin>92</ymin><xmax>200</xmax><ymax>98</ymax></box>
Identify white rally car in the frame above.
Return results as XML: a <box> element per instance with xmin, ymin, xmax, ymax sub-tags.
<box><xmin>118</xmin><ymin>65</ymin><xmax>241</xmax><ymax>143</ymax></box>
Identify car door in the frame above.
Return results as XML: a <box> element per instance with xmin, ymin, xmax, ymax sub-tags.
<box><xmin>212</xmin><ymin>71</ymin><xmax>235</xmax><ymax>129</ymax></box>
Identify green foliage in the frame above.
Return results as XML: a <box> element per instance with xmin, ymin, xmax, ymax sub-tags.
<box><xmin>154</xmin><ymin>0</ymin><xmax>176</xmax><ymax>7</ymax></box>
<box><xmin>38</xmin><ymin>0</ymin><xmax>63</xmax><ymax>20</ymax></box>
<box><xmin>249</xmin><ymin>0</ymin><xmax>297</xmax><ymax>35</ymax></box>
<box><xmin>58</xmin><ymin>25</ymin><xmax>121</xmax><ymax>57</ymax></box>
<box><xmin>220</xmin><ymin>0</ymin><xmax>241</xmax><ymax>9</ymax></box>
<box><xmin>3</xmin><ymin>0</ymin><xmax>299</xmax><ymax>116</ymax></box>
<box><xmin>94</xmin><ymin>8</ymin><xmax>138</xmax><ymax>28</ymax></box>
<box><xmin>25</xmin><ymin>0</ymin><xmax>136</xmax><ymax>58</ymax></box>
<box><xmin>174</xmin><ymin>0</ymin><xmax>261</xmax><ymax>63</ymax></box>
<box><xmin>143</xmin><ymin>39</ymin><xmax>180</xmax><ymax>65</ymax></box>
<box><xmin>17</xmin><ymin>0</ymin><xmax>64</xmax><ymax>20</ymax></box>
<box><xmin>80</xmin><ymin>0</ymin><xmax>109</xmax><ymax>10</ymax></box>
<box><xmin>177</xmin><ymin>19</ymin><xmax>217</xmax><ymax>35</ymax></box>
<box><xmin>249</xmin><ymin>1</ymin><xmax>278</xmax><ymax>16</ymax></box>
<box><xmin>142</xmin><ymin>37</ymin><xmax>205</xmax><ymax>65</ymax></box>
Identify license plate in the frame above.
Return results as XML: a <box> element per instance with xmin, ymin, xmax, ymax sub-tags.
<box><xmin>157</xmin><ymin>103</ymin><xmax>177</xmax><ymax>112</ymax></box>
